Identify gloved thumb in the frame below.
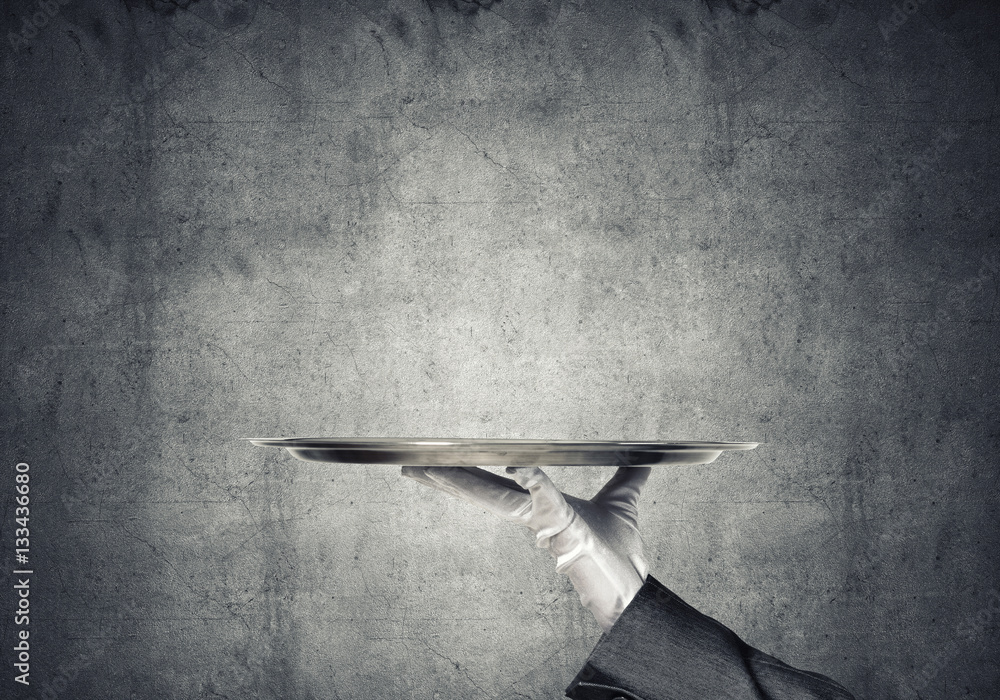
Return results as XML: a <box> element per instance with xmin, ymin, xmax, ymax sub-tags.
<box><xmin>590</xmin><ymin>466</ymin><xmax>651</xmax><ymax>530</ymax></box>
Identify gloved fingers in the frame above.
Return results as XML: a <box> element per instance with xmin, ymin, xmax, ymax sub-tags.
<box><xmin>504</xmin><ymin>466</ymin><xmax>564</xmax><ymax>503</ymax></box>
<box><xmin>590</xmin><ymin>466</ymin><xmax>652</xmax><ymax>529</ymax></box>
<box><xmin>401</xmin><ymin>466</ymin><xmax>532</xmax><ymax>521</ymax></box>
<box><xmin>505</xmin><ymin>467</ymin><xmax>575</xmax><ymax>539</ymax></box>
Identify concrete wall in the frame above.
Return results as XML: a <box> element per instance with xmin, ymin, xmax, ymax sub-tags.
<box><xmin>2</xmin><ymin>0</ymin><xmax>998</xmax><ymax>698</ymax></box>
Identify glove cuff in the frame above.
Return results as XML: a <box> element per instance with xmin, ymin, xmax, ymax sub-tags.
<box><xmin>539</xmin><ymin>511</ymin><xmax>592</xmax><ymax>566</ymax></box>
<box><xmin>532</xmin><ymin>503</ymin><xmax>578</xmax><ymax>549</ymax></box>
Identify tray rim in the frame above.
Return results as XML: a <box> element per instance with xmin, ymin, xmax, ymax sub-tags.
<box><xmin>246</xmin><ymin>437</ymin><xmax>760</xmax><ymax>450</ymax></box>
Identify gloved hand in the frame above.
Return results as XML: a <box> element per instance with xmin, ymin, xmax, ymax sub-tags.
<box><xmin>401</xmin><ymin>465</ymin><xmax>652</xmax><ymax>632</ymax></box>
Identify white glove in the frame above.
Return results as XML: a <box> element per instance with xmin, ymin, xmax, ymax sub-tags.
<box><xmin>402</xmin><ymin>465</ymin><xmax>651</xmax><ymax>632</ymax></box>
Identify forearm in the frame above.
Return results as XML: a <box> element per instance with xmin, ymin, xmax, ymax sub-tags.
<box><xmin>566</xmin><ymin>576</ymin><xmax>856</xmax><ymax>700</ymax></box>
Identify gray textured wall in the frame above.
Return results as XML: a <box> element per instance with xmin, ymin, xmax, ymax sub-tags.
<box><xmin>2</xmin><ymin>0</ymin><xmax>998</xmax><ymax>698</ymax></box>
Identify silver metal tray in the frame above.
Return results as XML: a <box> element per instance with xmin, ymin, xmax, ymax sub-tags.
<box><xmin>247</xmin><ymin>438</ymin><xmax>758</xmax><ymax>466</ymax></box>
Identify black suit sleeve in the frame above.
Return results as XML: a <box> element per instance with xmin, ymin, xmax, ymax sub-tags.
<box><xmin>565</xmin><ymin>576</ymin><xmax>856</xmax><ymax>700</ymax></box>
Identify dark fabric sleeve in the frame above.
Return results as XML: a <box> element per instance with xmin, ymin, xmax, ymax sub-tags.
<box><xmin>565</xmin><ymin>576</ymin><xmax>856</xmax><ymax>700</ymax></box>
